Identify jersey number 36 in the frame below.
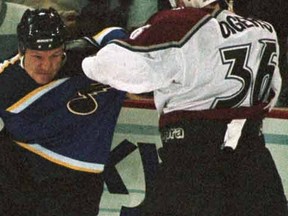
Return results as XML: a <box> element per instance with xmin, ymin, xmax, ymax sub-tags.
<box><xmin>212</xmin><ymin>39</ymin><xmax>277</xmax><ymax>108</ymax></box>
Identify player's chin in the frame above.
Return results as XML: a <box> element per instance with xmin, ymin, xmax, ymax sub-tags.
<box><xmin>34</xmin><ymin>74</ymin><xmax>55</xmax><ymax>85</ymax></box>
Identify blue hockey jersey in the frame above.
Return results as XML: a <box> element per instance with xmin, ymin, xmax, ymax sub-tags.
<box><xmin>0</xmin><ymin>75</ymin><xmax>125</xmax><ymax>173</ymax></box>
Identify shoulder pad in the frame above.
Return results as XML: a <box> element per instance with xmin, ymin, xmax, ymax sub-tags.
<box><xmin>0</xmin><ymin>54</ymin><xmax>21</xmax><ymax>74</ymax></box>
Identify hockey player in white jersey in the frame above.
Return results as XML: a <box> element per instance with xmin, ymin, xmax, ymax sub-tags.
<box><xmin>82</xmin><ymin>0</ymin><xmax>288</xmax><ymax>215</ymax></box>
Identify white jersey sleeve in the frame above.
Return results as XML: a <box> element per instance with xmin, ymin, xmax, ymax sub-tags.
<box><xmin>82</xmin><ymin>41</ymin><xmax>183</xmax><ymax>94</ymax></box>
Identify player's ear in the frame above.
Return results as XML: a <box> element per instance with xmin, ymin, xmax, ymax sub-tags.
<box><xmin>61</xmin><ymin>52</ymin><xmax>67</xmax><ymax>67</ymax></box>
<box><xmin>18</xmin><ymin>41</ymin><xmax>26</xmax><ymax>56</ymax></box>
<box><xmin>62</xmin><ymin>52</ymin><xmax>66</xmax><ymax>60</ymax></box>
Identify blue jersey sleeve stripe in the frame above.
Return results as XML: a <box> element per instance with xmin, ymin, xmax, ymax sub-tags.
<box><xmin>16</xmin><ymin>141</ymin><xmax>105</xmax><ymax>173</ymax></box>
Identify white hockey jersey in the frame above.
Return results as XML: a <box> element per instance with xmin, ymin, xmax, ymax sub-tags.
<box><xmin>82</xmin><ymin>8</ymin><xmax>281</xmax><ymax>116</ymax></box>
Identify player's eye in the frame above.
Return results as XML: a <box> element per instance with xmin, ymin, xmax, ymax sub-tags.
<box><xmin>52</xmin><ymin>53</ymin><xmax>63</xmax><ymax>58</ymax></box>
<box><xmin>32</xmin><ymin>55</ymin><xmax>42</xmax><ymax>60</ymax></box>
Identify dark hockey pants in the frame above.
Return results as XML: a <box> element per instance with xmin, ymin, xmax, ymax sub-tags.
<box><xmin>139</xmin><ymin>119</ymin><xmax>288</xmax><ymax>216</ymax></box>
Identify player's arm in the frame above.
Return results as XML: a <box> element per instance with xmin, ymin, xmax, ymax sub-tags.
<box><xmin>65</xmin><ymin>27</ymin><xmax>128</xmax><ymax>53</ymax></box>
<box><xmin>266</xmin><ymin>63</ymin><xmax>282</xmax><ymax>110</ymax></box>
<box><xmin>81</xmin><ymin>24</ymin><xmax>183</xmax><ymax>94</ymax></box>
<box><xmin>60</xmin><ymin>27</ymin><xmax>130</xmax><ymax>76</ymax></box>
<box><xmin>265</xmin><ymin>41</ymin><xmax>282</xmax><ymax>110</ymax></box>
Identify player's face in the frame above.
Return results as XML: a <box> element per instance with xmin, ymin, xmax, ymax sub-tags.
<box><xmin>24</xmin><ymin>46</ymin><xmax>65</xmax><ymax>85</ymax></box>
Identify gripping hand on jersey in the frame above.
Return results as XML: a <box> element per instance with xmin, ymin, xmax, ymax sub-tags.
<box><xmin>65</xmin><ymin>27</ymin><xmax>128</xmax><ymax>53</ymax></box>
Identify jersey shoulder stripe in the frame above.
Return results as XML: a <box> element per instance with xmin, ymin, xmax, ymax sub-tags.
<box><xmin>111</xmin><ymin>8</ymin><xmax>213</xmax><ymax>52</ymax></box>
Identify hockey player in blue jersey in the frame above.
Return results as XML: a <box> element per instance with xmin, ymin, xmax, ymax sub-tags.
<box><xmin>0</xmin><ymin>7</ymin><xmax>128</xmax><ymax>215</ymax></box>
